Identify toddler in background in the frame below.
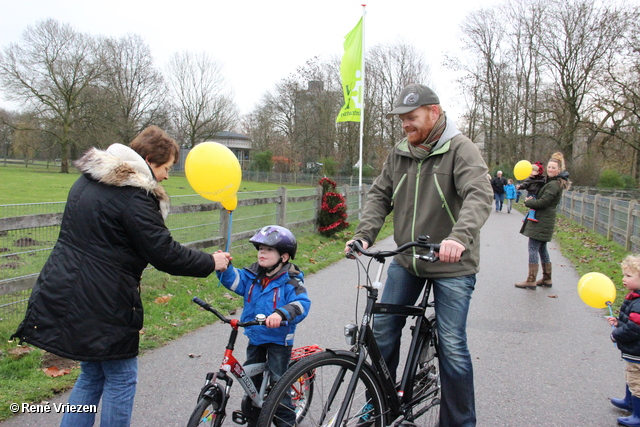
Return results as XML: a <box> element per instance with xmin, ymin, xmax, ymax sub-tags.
<box><xmin>504</xmin><ymin>179</ymin><xmax>517</xmax><ymax>213</ymax></box>
<box><xmin>609</xmin><ymin>255</ymin><xmax>640</xmax><ymax>426</ymax></box>
<box><xmin>517</xmin><ymin>161</ymin><xmax>545</xmax><ymax>222</ymax></box>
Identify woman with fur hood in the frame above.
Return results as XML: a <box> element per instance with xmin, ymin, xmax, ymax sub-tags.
<box><xmin>515</xmin><ymin>152</ymin><xmax>571</xmax><ymax>290</ymax></box>
<box><xmin>12</xmin><ymin>126</ymin><xmax>231</xmax><ymax>426</ymax></box>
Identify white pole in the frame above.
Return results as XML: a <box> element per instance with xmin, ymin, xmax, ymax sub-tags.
<box><xmin>358</xmin><ymin>4</ymin><xmax>366</xmax><ymax>218</ymax></box>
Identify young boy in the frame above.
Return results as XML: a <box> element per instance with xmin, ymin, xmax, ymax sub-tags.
<box><xmin>517</xmin><ymin>161</ymin><xmax>545</xmax><ymax>222</ymax></box>
<box><xmin>608</xmin><ymin>255</ymin><xmax>640</xmax><ymax>426</ymax></box>
<box><xmin>504</xmin><ymin>179</ymin><xmax>517</xmax><ymax>213</ymax></box>
<box><xmin>217</xmin><ymin>225</ymin><xmax>310</xmax><ymax>426</ymax></box>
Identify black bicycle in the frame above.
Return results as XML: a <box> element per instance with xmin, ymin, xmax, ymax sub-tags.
<box><xmin>256</xmin><ymin>236</ymin><xmax>441</xmax><ymax>427</ymax></box>
<box><xmin>187</xmin><ymin>297</ymin><xmax>322</xmax><ymax>427</ymax></box>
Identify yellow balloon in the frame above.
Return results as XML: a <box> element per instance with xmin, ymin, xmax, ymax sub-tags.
<box><xmin>577</xmin><ymin>272</ymin><xmax>616</xmax><ymax>308</ymax></box>
<box><xmin>185</xmin><ymin>142</ymin><xmax>241</xmax><ymax>206</ymax></box>
<box><xmin>513</xmin><ymin>160</ymin><xmax>533</xmax><ymax>180</ymax></box>
<box><xmin>221</xmin><ymin>195</ymin><xmax>238</xmax><ymax>211</ymax></box>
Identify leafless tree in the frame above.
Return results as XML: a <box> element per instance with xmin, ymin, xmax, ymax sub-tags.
<box><xmin>99</xmin><ymin>34</ymin><xmax>169</xmax><ymax>145</ymax></box>
<box><xmin>536</xmin><ymin>0</ymin><xmax>631</xmax><ymax>163</ymax></box>
<box><xmin>165</xmin><ymin>51</ymin><xmax>237</xmax><ymax>148</ymax></box>
<box><xmin>0</xmin><ymin>19</ymin><xmax>104</xmax><ymax>172</ymax></box>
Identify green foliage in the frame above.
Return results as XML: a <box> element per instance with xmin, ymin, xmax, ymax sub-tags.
<box><xmin>319</xmin><ymin>157</ymin><xmax>337</xmax><ymax>176</ymax></box>
<box><xmin>490</xmin><ymin>163</ymin><xmax>513</xmax><ymax>180</ymax></box>
<box><xmin>251</xmin><ymin>150</ymin><xmax>273</xmax><ymax>172</ymax></box>
<box><xmin>352</xmin><ymin>164</ymin><xmax>376</xmax><ymax>178</ymax></box>
<box><xmin>598</xmin><ymin>169</ymin><xmax>625</xmax><ymax>189</ymax></box>
<box><xmin>622</xmin><ymin>174</ymin><xmax>637</xmax><ymax>189</ymax></box>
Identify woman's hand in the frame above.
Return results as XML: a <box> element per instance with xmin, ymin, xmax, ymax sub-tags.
<box><xmin>212</xmin><ymin>250</ymin><xmax>232</xmax><ymax>271</ymax></box>
<box><xmin>607</xmin><ymin>316</ymin><xmax>618</xmax><ymax>327</ymax></box>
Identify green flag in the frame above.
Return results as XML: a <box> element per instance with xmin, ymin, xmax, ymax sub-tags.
<box><xmin>337</xmin><ymin>18</ymin><xmax>363</xmax><ymax>123</ymax></box>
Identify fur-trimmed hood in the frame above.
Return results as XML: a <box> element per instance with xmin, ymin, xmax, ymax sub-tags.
<box><xmin>74</xmin><ymin>144</ymin><xmax>170</xmax><ymax>219</ymax></box>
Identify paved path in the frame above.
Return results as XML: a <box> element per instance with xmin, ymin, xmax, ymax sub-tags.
<box><xmin>1</xmin><ymin>207</ymin><xmax>626</xmax><ymax>426</ymax></box>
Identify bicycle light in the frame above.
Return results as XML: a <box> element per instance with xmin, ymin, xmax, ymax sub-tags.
<box><xmin>344</xmin><ymin>323</ymin><xmax>357</xmax><ymax>345</ymax></box>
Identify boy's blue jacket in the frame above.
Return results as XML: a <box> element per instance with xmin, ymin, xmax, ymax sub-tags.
<box><xmin>217</xmin><ymin>262</ymin><xmax>310</xmax><ymax>346</ymax></box>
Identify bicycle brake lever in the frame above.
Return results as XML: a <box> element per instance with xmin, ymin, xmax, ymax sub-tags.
<box><xmin>414</xmin><ymin>253</ymin><xmax>439</xmax><ymax>263</ymax></box>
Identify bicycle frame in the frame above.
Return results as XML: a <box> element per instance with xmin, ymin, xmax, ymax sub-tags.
<box><xmin>192</xmin><ymin>296</ymin><xmax>322</xmax><ymax>425</ymax></box>
<box><xmin>336</xmin><ymin>243</ymin><xmax>439</xmax><ymax>426</ymax></box>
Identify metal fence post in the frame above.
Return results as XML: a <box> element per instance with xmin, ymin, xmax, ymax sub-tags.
<box><xmin>276</xmin><ymin>186</ymin><xmax>287</xmax><ymax>227</ymax></box>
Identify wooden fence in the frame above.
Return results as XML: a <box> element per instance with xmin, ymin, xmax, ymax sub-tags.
<box><xmin>0</xmin><ymin>185</ymin><xmax>368</xmax><ymax>299</ymax></box>
<box><xmin>558</xmin><ymin>190</ymin><xmax>640</xmax><ymax>253</ymax></box>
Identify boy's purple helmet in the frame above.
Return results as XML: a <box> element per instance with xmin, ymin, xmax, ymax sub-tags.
<box><xmin>249</xmin><ymin>225</ymin><xmax>298</xmax><ymax>260</ymax></box>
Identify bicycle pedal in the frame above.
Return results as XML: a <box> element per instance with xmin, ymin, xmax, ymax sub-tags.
<box><xmin>232</xmin><ymin>410</ymin><xmax>247</xmax><ymax>425</ymax></box>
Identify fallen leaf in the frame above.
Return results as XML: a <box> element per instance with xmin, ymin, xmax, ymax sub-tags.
<box><xmin>188</xmin><ymin>353</ymin><xmax>201</xmax><ymax>358</ymax></box>
<box><xmin>155</xmin><ymin>295</ymin><xmax>172</xmax><ymax>304</ymax></box>
<box><xmin>42</xmin><ymin>366</ymin><xmax>71</xmax><ymax>377</ymax></box>
<box><xmin>548</xmin><ymin>295</ymin><xmax>558</xmax><ymax>298</ymax></box>
<box><xmin>229</xmin><ymin>309</ymin><xmax>237</xmax><ymax>315</ymax></box>
<box><xmin>8</xmin><ymin>346</ymin><xmax>32</xmax><ymax>358</ymax></box>
<box><xmin>223</xmin><ymin>293</ymin><xmax>238</xmax><ymax>300</ymax></box>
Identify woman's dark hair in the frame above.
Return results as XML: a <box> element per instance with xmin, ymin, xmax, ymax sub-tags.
<box><xmin>129</xmin><ymin>126</ymin><xmax>180</xmax><ymax>166</ymax></box>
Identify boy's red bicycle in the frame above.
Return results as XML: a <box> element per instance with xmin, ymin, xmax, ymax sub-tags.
<box><xmin>187</xmin><ymin>297</ymin><xmax>321</xmax><ymax>427</ymax></box>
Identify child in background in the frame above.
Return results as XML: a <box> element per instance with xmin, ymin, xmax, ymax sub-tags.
<box><xmin>217</xmin><ymin>225</ymin><xmax>311</xmax><ymax>427</ymax></box>
<box><xmin>608</xmin><ymin>255</ymin><xmax>640</xmax><ymax>426</ymax></box>
<box><xmin>504</xmin><ymin>179</ymin><xmax>517</xmax><ymax>213</ymax></box>
<box><xmin>517</xmin><ymin>161</ymin><xmax>545</xmax><ymax>222</ymax></box>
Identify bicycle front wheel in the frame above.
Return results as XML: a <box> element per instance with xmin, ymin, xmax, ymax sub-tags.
<box><xmin>408</xmin><ymin>315</ymin><xmax>440</xmax><ymax>427</ymax></box>
<box><xmin>258</xmin><ymin>350</ymin><xmax>386</xmax><ymax>427</ymax></box>
<box><xmin>187</xmin><ymin>396</ymin><xmax>222</xmax><ymax>427</ymax></box>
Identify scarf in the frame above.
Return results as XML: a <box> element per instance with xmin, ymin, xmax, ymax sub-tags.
<box><xmin>407</xmin><ymin>113</ymin><xmax>447</xmax><ymax>160</ymax></box>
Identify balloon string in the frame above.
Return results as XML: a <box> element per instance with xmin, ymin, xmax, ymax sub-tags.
<box><xmin>607</xmin><ymin>302</ymin><xmax>617</xmax><ymax>348</ymax></box>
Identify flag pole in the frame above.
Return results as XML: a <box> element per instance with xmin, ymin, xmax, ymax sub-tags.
<box><xmin>358</xmin><ymin>4</ymin><xmax>366</xmax><ymax>218</ymax></box>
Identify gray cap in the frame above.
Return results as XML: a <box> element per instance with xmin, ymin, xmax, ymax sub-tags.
<box><xmin>386</xmin><ymin>84</ymin><xmax>440</xmax><ymax>118</ymax></box>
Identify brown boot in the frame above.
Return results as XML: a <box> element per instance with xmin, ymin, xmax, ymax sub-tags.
<box><xmin>536</xmin><ymin>263</ymin><xmax>552</xmax><ymax>287</ymax></box>
<box><xmin>515</xmin><ymin>264</ymin><xmax>538</xmax><ymax>290</ymax></box>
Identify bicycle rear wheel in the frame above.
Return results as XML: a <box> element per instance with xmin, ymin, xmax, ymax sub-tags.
<box><xmin>258</xmin><ymin>350</ymin><xmax>386</xmax><ymax>427</ymax></box>
<box><xmin>408</xmin><ymin>315</ymin><xmax>440</xmax><ymax>427</ymax></box>
<box><xmin>187</xmin><ymin>395</ymin><xmax>222</xmax><ymax>427</ymax></box>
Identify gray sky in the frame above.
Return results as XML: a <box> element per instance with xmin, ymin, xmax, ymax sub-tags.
<box><xmin>0</xmin><ymin>0</ymin><xmax>504</xmax><ymax>122</ymax></box>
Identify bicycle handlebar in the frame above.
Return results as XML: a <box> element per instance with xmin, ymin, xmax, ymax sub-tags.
<box><xmin>347</xmin><ymin>235</ymin><xmax>441</xmax><ymax>263</ymax></box>
<box><xmin>192</xmin><ymin>297</ymin><xmax>289</xmax><ymax>327</ymax></box>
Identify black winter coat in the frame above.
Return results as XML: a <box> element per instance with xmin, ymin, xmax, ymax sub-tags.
<box><xmin>12</xmin><ymin>145</ymin><xmax>215</xmax><ymax>361</ymax></box>
<box><xmin>612</xmin><ymin>291</ymin><xmax>640</xmax><ymax>362</ymax></box>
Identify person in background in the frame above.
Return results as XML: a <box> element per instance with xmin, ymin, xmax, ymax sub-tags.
<box><xmin>517</xmin><ymin>161</ymin><xmax>546</xmax><ymax>222</ymax></box>
<box><xmin>504</xmin><ymin>178</ymin><xmax>517</xmax><ymax>213</ymax></box>
<box><xmin>12</xmin><ymin>126</ymin><xmax>231</xmax><ymax>427</ymax></box>
<box><xmin>608</xmin><ymin>255</ymin><xmax>640</xmax><ymax>427</ymax></box>
<box><xmin>515</xmin><ymin>152</ymin><xmax>571</xmax><ymax>290</ymax></box>
<box><xmin>345</xmin><ymin>83</ymin><xmax>492</xmax><ymax>426</ymax></box>
<box><xmin>491</xmin><ymin>171</ymin><xmax>508</xmax><ymax>212</ymax></box>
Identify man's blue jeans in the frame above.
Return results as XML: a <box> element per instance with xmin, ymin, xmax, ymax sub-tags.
<box><xmin>60</xmin><ymin>357</ymin><xmax>138</xmax><ymax>427</ymax></box>
<box><xmin>372</xmin><ymin>260</ymin><xmax>476</xmax><ymax>427</ymax></box>
<box><xmin>493</xmin><ymin>192</ymin><xmax>505</xmax><ymax>211</ymax></box>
